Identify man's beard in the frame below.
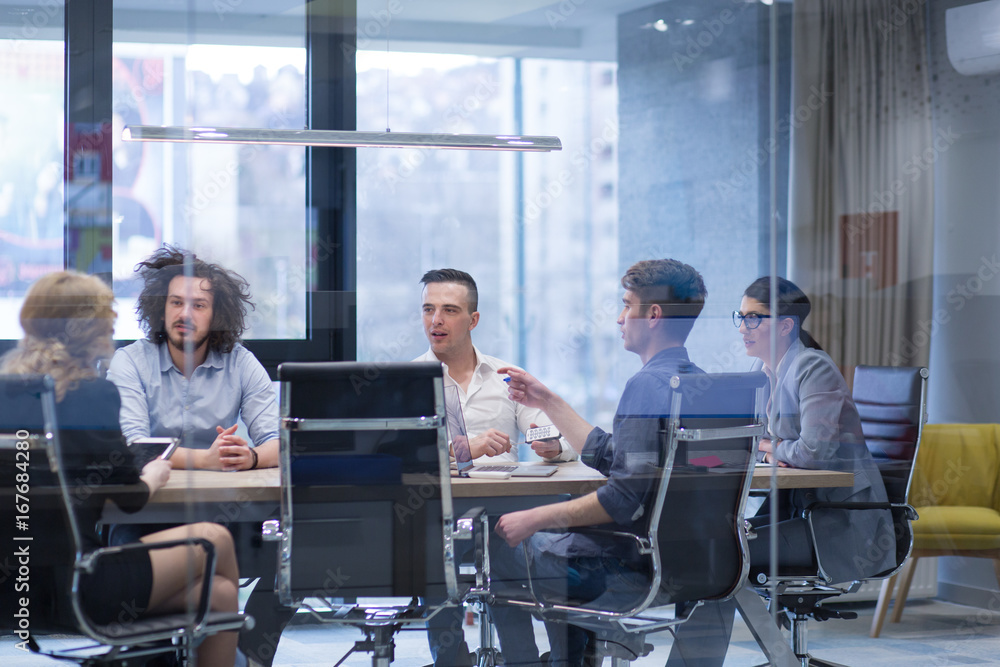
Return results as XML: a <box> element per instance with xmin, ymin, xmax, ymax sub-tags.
<box><xmin>166</xmin><ymin>325</ymin><xmax>210</xmax><ymax>354</ymax></box>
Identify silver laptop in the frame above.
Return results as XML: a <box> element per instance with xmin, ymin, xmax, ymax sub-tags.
<box><xmin>444</xmin><ymin>385</ymin><xmax>558</xmax><ymax>478</ymax></box>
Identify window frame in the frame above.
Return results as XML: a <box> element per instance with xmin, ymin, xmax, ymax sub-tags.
<box><xmin>0</xmin><ymin>1</ymin><xmax>357</xmax><ymax>376</ymax></box>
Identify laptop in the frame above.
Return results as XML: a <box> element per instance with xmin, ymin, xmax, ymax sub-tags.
<box><xmin>444</xmin><ymin>385</ymin><xmax>558</xmax><ymax>478</ymax></box>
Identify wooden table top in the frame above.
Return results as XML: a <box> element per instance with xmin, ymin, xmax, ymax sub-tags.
<box><xmin>148</xmin><ymin>461</ymin><xmax>853</xmax><ymax>504</ymax></box>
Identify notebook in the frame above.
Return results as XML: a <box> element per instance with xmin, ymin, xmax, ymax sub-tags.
<box><xmin>444</xmin><ymin>385</ymin><xmax>558</xmax><ymax>478</ymax></box>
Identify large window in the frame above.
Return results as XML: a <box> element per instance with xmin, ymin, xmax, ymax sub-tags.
<box><xmin>5</xmin><ymin>0</ymin><xmax>1000</xmax><ymax>649</ymax></box>
<box><xmin>0</xmin><ymin>13</ymin><xmax>65</xmax><ymax>338</ymax></box>
<box><xmin>355</xmin><ymin>53</ymin><xmax>624</xmax><ymax>427</ymax></box>
<box><xmin>110</xmin><ymin>29</ymin><xmax>308</xmax><ymax>340</ymax></box>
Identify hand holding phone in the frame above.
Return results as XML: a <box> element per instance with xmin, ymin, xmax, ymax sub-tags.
<box><xmin>526</xmin><ymin>424</ymin><xmax>560</xmax><ymax>442</ymax></box>
<box><xmin>130</xmin><ymin>437</ymin><xmax>180</xmax><ymax>467</ymax></box>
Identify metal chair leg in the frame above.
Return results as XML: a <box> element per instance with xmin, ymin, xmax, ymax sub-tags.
<box><xmin>752</xmin><ymin>610</ymin><xmax>850</xmax><ymax>667</ymax></box>
<box><xmin>475</xmin><ymin>606</ymin><xmax>501</xmax><ymax>667</ymax></box>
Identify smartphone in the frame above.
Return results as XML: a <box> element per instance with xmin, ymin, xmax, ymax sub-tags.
<box><xmin>130</xmin><ymin>437</ymin><xmax>180</xmax><ymax>467</ymax></box>
<box><xmin>525</xmin><ymin>425</ymin><xmax>560</xmax><ymax>442</ymax></box>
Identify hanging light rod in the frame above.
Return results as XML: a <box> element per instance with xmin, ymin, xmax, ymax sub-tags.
<box><xmin>122</xmin><ymin>125</ymin><xmax>562</xmax><ymax>152</ymax></box>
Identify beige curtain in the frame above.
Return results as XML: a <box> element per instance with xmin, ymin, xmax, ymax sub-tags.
<box><xmin>788</xmin><ymin>0</ymin><xmax>934</xmax><ymax>374</ymax></box>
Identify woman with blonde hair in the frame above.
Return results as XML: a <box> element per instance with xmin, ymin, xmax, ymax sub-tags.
<box><xmin>0</xmin><ymin>271</ymin><xmax>240</xmax><ymax>665</ymax></box>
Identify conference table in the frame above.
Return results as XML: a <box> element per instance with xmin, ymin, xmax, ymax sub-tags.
<box><xmin>102</xmin><ymin>461</ymin><xmax>853</xmax><ymax>667</ymax></box>
<box><xmin>105</xmin><ymin>460</ymin><xmax>854</xmax><ymax>520</ymax></box>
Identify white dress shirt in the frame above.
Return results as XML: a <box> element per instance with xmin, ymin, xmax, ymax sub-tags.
<box><xmin>414</xmin><ymin>346</ymin><xmax>576</xmax><ymax>464</ymax></box>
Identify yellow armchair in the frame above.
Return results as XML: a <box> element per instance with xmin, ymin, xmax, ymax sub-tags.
<box><xmin>872</xmin><ymin>423</ymin><xmax>1000</xmax><ymax>636</ymax></box>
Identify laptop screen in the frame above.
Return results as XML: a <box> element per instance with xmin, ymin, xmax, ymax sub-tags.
<box><xmin>444</xmin><ymin>384</ymin><xmax>474</xmax><ymax>473</ymax></box>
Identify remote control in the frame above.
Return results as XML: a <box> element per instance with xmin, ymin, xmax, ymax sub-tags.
<box><xmin>526</xmin><ymin>424</ymin><xmax>560</xmax><ymax>441</ymax></box>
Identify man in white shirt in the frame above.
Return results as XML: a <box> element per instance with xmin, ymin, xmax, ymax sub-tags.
<box><xmin>415</xmin><ymin>268</ymin><xmax>574</xmax><ymax>667</ymax></box>
<box><xmin>415</xmin><ymin>268</ymin><xmax>576</xmax><ymax>464</ymax></box>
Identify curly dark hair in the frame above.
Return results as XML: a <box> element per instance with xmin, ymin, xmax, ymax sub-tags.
<box><xmin>134</xmin><ymin>245</ymin><xmax>255</xmax><ymax>353</ymax></box>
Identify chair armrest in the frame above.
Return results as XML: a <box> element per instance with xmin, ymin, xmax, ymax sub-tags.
<box><xmin>804</xmin><ymin>501</ymin><xmax>918</xmax><ymax>522</ymax></box>
<box><xmin>452</xmin><ymin>507</ymin><xmax>493</xmax><ymax>594</ymax></box>
<box><xmin>562</xmin><ymin>526</ymin><xmax>653</xmax><ymax>555</ymax></box>
<box><xmin>76</xmin><ymin>537</ymin><xmax>217</xmax><ymax>633</ymax></box>
<box><xmin>454</xmin><ymin>506</ymin><xmax>486</xmax><ymax>540</ymax></box>
<box><xmin>800</xmin><ymin>502</ymin><xmax>917</xmax><ymax>584</ymax></box>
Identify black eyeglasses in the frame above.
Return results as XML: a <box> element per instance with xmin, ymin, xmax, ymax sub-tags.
<box><xmin>732</xmin><ymin>311</ymin><xmax>772</xmax><ymax>330</ymax></box>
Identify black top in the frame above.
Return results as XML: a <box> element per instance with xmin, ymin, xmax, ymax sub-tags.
<box><xmin>0</xmin><ymin>376</ymin><xmax>151</xmax><ymax>629</ymax></box>
<box><xmin>56</xmin><ymin>378</ymin><xmax>150</xmax><ymax>553</ymax></box>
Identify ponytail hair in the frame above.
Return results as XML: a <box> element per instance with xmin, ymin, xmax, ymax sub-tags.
<box><xmin>743</xmin><ymin>276</ymin><xmax>823</xmax><ymax>351</ymax></box>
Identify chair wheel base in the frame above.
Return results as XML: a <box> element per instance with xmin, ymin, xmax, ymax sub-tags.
<box><xmin>474</xmin><ymin>647</ymin><xmax>502</xmax><ymax>667</ymax></box>
<box><xmin>753</xmin><ymin>657</ymin><xmax>849</xmax><ymax>667</ymax></box>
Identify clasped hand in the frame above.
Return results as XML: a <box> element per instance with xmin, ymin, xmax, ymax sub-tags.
<box><xmin>209</xmin><ymin>424</ymin><xmax>254</xmax><ymax>471</ymax></box>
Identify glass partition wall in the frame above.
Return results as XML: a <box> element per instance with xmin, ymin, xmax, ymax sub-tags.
<box><xmin>2</xmin><ymin>0</ymin><xmax>1000</xmax><ymax>664</ymax></box>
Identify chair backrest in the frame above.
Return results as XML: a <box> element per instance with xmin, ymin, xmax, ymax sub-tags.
<box><xmin>276</xmin><ymin>361</ymin><xmax>457</xmax><ymax>606</ymax></box>
<box><xmin>908</xmin><ymin>423</ymin><xmax>1000</xmax><ymax>510</ymax></box>
<box><xmin>0</xmin><ymin>374</ymin><xmax>83</xmax><ymax>633</ymax></box>
<box><xmin>852</xmin><ymin>365</ymin><xmax>929</xmax><ymax>504</ymax></box>
<box><xmin>652</xmin><ymin>372</ymin><xmax>767</xmax><ymax>606</ymax></box>
<box><xmin>2</xmin><ymin>373</ymin><xmax>248</xmax><ymax>659</ymax></box>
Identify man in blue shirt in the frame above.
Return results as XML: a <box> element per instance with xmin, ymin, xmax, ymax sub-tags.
<box><xmin>106</xmin><ymin>245</ymin><xmax>286</xmax><ymax>667</ymax></box>
<box><xmin>493</xmin><ymin>258</ymin><xmax>707</xmax><ymax>667</ymax></box>
<box><xmin>108</xmin><ymin>245</ymin><xmax>279</xmax><ymax>469</ymax></box>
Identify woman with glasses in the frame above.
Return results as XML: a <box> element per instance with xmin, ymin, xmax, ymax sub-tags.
<box><xmin>734</xmin><ymin>276</ymin><xmax>893</xmax><ymax>583</ymax></box>
<box><xmin>0</xmin><ymin>271</ymin><xmax>240</xmax><ymax>666</ymax></box>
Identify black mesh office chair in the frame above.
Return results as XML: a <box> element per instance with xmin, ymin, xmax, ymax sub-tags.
<box><xmin>478</xmin><ymin>372</ymin><xmax>769</xmax><ymax>667</ymax></box>
<box><xmin>0</xmin><ymin>374</ymin><xmax>248</xmax><ymax>666</ymax></box>
<box><xmin>749</xmin><ymin>365</ymin><xmax>927</xmax><ymax>664</ymax></box>
<box><xmin>851</xmin><ymin>365</ymin><xmax>929</xmax><ymax>638</ymax></box>
<box><xmin>263</xmin><ymin>361</ymin><xmax>466</xmax><ymax>667</ymax></box>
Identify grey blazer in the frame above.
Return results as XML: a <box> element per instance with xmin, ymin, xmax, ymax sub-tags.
<box><xmin>755</xmin><ymin>340</ymin><xmax>894</xmax><ymax>584</ymax></box>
